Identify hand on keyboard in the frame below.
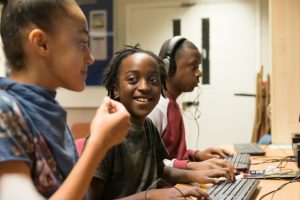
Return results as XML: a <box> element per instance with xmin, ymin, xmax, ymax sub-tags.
<box><xmin>189</xmin><ymin>168</ymin><xmax>236</xmax><ymax>184</ymax></box>
<box><xmin>186</xmin><ymin>158</ymin><xmax>236</xmax><ymax>172</ymax></box>
<box><xmin>196</xmin><ymin>147</ymin><xmax>234</xmax><ymax>160</ymax></box>
<box><xmin>208</xmin><ymin>158</ymin><xmax>237</xmax><ymax>173</ymax></box>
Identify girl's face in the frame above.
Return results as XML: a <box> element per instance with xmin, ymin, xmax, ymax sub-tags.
<box><xmin>114</xmin><ymin>53</ymin><xmax>161</xmax><ymax>125</ymax></box>
<box><xmin>45</xmin><ymin>3</ymin><xmax>94</xmax><ymax>91</ymax></box>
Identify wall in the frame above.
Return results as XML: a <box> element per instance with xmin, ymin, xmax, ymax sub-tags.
<box><xmin>260</xmin><ymin>0</ymin><xmax>270</xmax><ymax>78</ymax></box>
<box><xmin>56</xmin><ymin>88</ymin><xmax>106</xmax><ymax>128</ymax></box>
<box><xmin>0</xmin><ymin>1</ymin><xmax>274</xmax><ymax>144</ymax></box>
<box><xmin>270</xmin><ymin>0</ymin><xmax>300</xmax><ymax>144</ymax></box>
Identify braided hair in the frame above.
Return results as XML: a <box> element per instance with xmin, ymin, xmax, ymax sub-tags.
<box><xmin>103</xmin><ymin>44</ymin><xmax>167</xmax><ymax>100</ymax></box>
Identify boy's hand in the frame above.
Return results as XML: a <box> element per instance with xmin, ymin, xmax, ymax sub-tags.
<box><xmin>187</xmin><ymin>159</ymin><xmax>236</xmax><ymax>175</ymax></box>
<box><xmin>89</xmin><ymin>97</ymin><xmax>130</xmax><ymax>150</ymax></box>
<box><xmin>146</xmin><ymin>186</ymin><xmax>210</xmax><ymax>200</ymax></box>
<box><xmin>196</xmin><ymin>148</ymin><xmax>233</xmax><ymax>161</ymax></box>
<box><xmin>191</xmin><ymin>168</ymin><xmax>235</xmax><ymax>184</ymax></box>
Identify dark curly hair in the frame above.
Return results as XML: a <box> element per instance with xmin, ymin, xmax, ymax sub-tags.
<box><xmin>102</xmin><ymin>44</ymin><xmax>167</xmax><ymax>100</ymax></box>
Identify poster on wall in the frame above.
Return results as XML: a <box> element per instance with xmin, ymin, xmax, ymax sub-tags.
<box><xmin>90</xmin><ymin>36</ymin><xmax>107</xmax><ymax>60</ymax></box>
<box><xmin>89</xmin><ymin>10</ymin><xmax>107</xmax><ymax>60</ymax></box>
<box><xmin>79</xmin><ymin>1</ymin><xmax>113</xmax><ymax>85</ymax></box>
<box><xmin>90</xmin><ymin>10</ymin><xmax>106</xmax><ymax>31</ymax></box>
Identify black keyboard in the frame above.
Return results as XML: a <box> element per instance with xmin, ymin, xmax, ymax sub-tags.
<box><xmin>208</xmin><ymin>179</ymin><xmax>259</xmax><ymax>200</ymax></box>
<box><xmin>234</xmin><ymin>143</ymin><xmax>266</xmax><ymax>156</ymax></box>
<box><xmin>223</xmin><ymin>154</ymin><xmax>250</xmax><ymax>171</ymax></box>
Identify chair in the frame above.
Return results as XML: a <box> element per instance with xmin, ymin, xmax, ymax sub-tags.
<box><xmin>75</xmin><ymin>138</ymin><xmax>86</xmax><ymax>156</ymax></box>
<box><xmin>251</xmin><ymin>66</ymin><xmax>271</xmax><ymax>143</ymax></box>
<box><xmin>71</xmin><ymin>122</ymin><xmax>90</xmax><ymax>139</ymax></box>
<box><xmin>71</xmin><ymin>122</ymin><xmax>90</xmax><ymax>156</ymax></box>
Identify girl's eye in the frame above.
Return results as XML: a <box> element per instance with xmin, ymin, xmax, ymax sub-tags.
<box><xmin>79</xmin><ymin>40</ymin><xmax>89</xmax><ymax>47</ymax></box>
<box><xmin>149</xmin><ymin>76</ymin><xmax>159</xmax><ymax>85</ymax></box>
<box><xmin>127</xmin><ymin>76</ymin><xmax>138</xmax><ymax>84</ymax></box>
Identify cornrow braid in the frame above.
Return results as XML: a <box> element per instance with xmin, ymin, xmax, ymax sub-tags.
<box><xmin>102</xmin><ymin>44</ymin><xmax>167</xmax><ymax>100</ymax></box>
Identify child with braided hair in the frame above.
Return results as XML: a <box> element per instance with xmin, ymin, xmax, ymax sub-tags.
<box><xmin>88</xmin><ymin>45</ymin><xmax>235</xmax><ymax>200</ymax></box>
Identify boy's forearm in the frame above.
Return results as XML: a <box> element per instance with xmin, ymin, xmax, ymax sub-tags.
<box><xmin>162</xmin><ymin>166</ymin><xmax>194</xmax><ymax>184</ymax></box>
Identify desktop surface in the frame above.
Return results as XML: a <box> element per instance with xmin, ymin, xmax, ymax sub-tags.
<box><xmin>177</xmin><ymin>144</ymin><xmax>300</xmax><ymax>200</ymax></box>
<box><xmin>249</xmin><ymin>145</ymin><xmax>300</xmax><ymax>199</ymax></box>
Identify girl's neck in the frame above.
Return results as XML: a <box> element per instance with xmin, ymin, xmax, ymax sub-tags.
<box><xmin>9</xmin><ymin>59</ymin><xmax>57</xmax><ymax>90</ymax></box>
<box><xmin>130</xmin><ymin>117</ymin><xmax>145</xmax><ymax>126</ymax></box>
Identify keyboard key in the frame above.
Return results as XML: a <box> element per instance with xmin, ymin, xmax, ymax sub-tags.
<box><xmin>208</xmin><ymin>179</ymin><xmax>259</xmax><ymax>200</ymax></box>
<box><xmin>224</xmin><ymin>153</ymin><xmax>250</xmax><ymax>171</ymax></box>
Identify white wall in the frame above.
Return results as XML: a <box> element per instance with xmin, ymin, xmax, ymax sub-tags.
<box><xmin>0</xmin><ymin>1</ymin><xmax>270</xmax><ymax>140</ymax></box>
<box><xmin>56</xmin><ymin>87</ymin><xmax>106</xmax><ymax>128</ymax></box>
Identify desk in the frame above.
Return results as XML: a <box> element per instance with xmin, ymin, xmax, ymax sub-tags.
<box><xmin>248</xmin><ymin>145</ymin><xmax>300</xmax><ymax>200</ymax></box>
<box><xmin>178</xmin><ymin>145</ymin><xmax>300</xmax><ymax>200</ymax></box>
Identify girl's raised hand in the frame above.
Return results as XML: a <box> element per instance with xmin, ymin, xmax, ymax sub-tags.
<box><xmin>89</xmin><ymin>97</ymin><xmax>130</xmax><ymax>150</ymax></box>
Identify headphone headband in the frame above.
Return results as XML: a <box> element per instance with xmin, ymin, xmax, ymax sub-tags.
<box><xmin>165</xmin><ymin>36</ymin><xmax>186</xmax><ymax>58</ymax></box>
<box><xmin>162</xmin><ymin>36</ymin><xmax>186</xmax><ymax>75</ymax></box>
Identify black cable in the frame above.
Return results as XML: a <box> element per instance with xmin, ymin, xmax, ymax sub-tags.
<box><xmin>144</xmin><ymin>178</ymin><xmax>187</xmax><ymax>200</ymax></box>
<box><xmin>258</xmin><ymin>175</ymin><xmax>300</xmax><ymax>200</ymax></box>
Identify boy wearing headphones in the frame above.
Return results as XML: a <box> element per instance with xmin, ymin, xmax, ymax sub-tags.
<box><xmin>149</xmin><ymin>36</ymin><xmax>235</xmax><ymax>171</ymax></box>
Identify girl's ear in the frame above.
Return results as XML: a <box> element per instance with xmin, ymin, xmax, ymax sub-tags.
<box><xmin>28</xmin><ymin>28</ymin><xmax>49</xmax><ymax>56</ymax></box>
<box><xmin>112</xmin><ymin>84</ymin><xmax>120</xmax><ymax>100</ymax></box>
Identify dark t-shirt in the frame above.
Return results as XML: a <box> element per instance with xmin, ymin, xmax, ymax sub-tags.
<box><xmin>93</xmin><ymin>118</ymin><xmax>168</xmax><ymax>199</ymax></box>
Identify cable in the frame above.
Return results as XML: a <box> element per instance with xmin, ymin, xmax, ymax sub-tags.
<box><xmin>273</xmin><ymin>143</ymin><xmax>291</xmax><ymax>157</ymax></box>
<box><xmin>192</xmin><ymin>85</ymin><xmax>202</xmax><ymax>150</ymax></box>
<box><xmin>251</xmin><ymin>156</ymin><xmax>295</xmax><ymax>166</ymax></box>
<box><xmin>181</xmin><ymin>85</ymin><xmax>202</xmax><ymax>150</ymax></box>
<box><xmin>258</xmin><ymin>175</ymin><xmax>300</xmax><ymax>200</ymax></box>
<box><xmin>192</xmin><ymin>85</ymin><xmax>202</xmax><ymax>120</ymax></box>
<box><xmin>144</xmin><ymin>178</ymin><xmax>187</xmax><ymax>200</ymax></box>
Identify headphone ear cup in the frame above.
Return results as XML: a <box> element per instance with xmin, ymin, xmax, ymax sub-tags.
<box><xmin>163</xmin><ymin>58</ymin><xmax>170</xmax><ymax>75</ymax></box>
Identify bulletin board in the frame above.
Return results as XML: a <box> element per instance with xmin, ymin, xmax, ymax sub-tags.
<box><xmin>77</xmin><ymin>0</ymin><xmax>113</xmax><ymax>85</ymax></box>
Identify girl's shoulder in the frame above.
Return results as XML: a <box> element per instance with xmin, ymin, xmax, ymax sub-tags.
<box><xmin>0</xmin><ymin>89</ymin><xmax>19</xmax><ymax>112</ymax></box>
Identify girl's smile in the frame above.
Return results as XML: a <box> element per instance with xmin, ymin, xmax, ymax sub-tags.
<box><xmin>114</xmin><ymin>53</ymin><xmax>161</xmax><ymax>125</ymax></box>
